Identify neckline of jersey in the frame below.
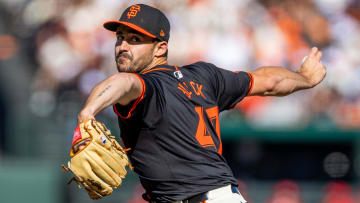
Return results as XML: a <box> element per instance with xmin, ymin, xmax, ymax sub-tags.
<box><xmin>141</xmin><ymin>64</ymin><xmax>178</xmax><ymax>74</ymax></box>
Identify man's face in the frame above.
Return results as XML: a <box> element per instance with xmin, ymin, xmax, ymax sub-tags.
<box><xmin>115</xmin><ymin>25</ymin><xmax>156</xmax><ymax>73</ymax></box>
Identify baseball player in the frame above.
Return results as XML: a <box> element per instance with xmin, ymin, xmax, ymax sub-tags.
<box><xmin>76</xmin><ymin>4</ymin><xmax>326</xmax><ymax>203</ymax></box>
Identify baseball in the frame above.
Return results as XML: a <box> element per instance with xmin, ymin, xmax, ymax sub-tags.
<box><xmin>301</xmin><ymin>56</ymin><xmax>308</xmax><ymax>65</ymax></box>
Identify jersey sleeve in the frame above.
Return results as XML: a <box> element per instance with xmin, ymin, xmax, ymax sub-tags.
<box><xmin>113</xmin><ymin>73</ymin><xmax>164</xmax><ymax>121</ymax></box>
<box><xmin>113</xmin><ymin>73</ymin><xmax>146</xmax><ymax>119</ymax></box>
<box><xmin>199</xmin><ymin>62</ymin><xmax>253</xmax><ymax>111</ymax></box>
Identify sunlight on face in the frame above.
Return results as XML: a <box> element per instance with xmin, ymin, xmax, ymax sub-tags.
<box><xmin>115</xmin><ymin>26</ymin><xmax>156</xmax><ymax>73</ymax></box>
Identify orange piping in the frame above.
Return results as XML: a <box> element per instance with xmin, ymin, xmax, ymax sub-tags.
<box><xmin>142</xmin><ymin>68</ymin><xmax>172</xmax><ymax>74</ymax></box>
<box><xmin>113</xmin><ymin>74</ymin><xmax>146</xmax><ymax>119</ymax></box>
<box><xmin>246</xmin><ymin>72</ymin><xmax>254</xmax><ymax>96</ymax></box>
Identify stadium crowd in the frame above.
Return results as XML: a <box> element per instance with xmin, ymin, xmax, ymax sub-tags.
<box><xmin>1</xmin><ymin>0</ymin><xmax>359</xmax><ymax>129</ymax></box>
<box><xmin>0</xmin><ymin>0</ymin><xmax>360</xmax><ymax>202</ymax></box>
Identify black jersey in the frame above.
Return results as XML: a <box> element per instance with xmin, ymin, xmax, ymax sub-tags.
<box><xmin>113</xmin><ymin>61</ymin><xmax>253</xmax><ymax>202</ymax></box>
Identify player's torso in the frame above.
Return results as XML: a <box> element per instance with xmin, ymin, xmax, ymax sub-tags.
<box><xmin>115</xmin><ymin>63</ymin><xmax>237</xmax><ymax>201</ymax></box>
<box><xmin>122</xmin><ymin>64</ymin><xmax>223</xmax><ymax>158</ymax></box>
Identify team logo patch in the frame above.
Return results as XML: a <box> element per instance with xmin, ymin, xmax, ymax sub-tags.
<box><xmin>100</xmin><ymin>136</ymin><xmax>107</xmax><ymax>144</ymax></box>
<box><xmin>127</xmin><ymin>5</ymin><xmax>141</xmax><ymax>19</ymax></box>
<box><xmin>174</xmin><ymin>70</ymin><xmax>183</xmax><ymax>79</ymax></box>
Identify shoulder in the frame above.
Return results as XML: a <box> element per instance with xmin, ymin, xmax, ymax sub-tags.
<box><xmin>183</xmin><ymin>61</ymin><xmax>217</xmax><ymax>69</ymax></box>
<box><xmin>182</xmin><ymin>61</ymin><xmax>219</xmax><ymax>76</ymax></box>
<box><xmin>139</xmin><ymin>66</ymin><xmax>174</xmax><ymax>83</ymax></box>
<box><xmin>141</xmin><ymin>66</ymin><xmax>173</xmax><ymax>75</ymax></box>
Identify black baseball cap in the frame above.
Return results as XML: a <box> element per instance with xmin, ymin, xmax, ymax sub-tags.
<box><xmin>103</xmin><ymin>4</ymin><xmax>170</xmax><ymax>42</ymax></box>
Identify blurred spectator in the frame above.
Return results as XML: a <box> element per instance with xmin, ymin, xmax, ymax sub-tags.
<box><xmin>307</xmin><ymin>87</ymin><xmax>340</xmax><ymax>127</ymax></box>
<box><xmin>0</xmin><ymin>0</ymin><xmax>359</xmax><ymax>202</ymax></box>
<box><xmin>0</xmin><ymin>95</ymin><xmax>6</xmax><ymax>155</ymax></box>
<box><xmin>322</xmin><ymin>181</ymin><xmax>355</xmax><ymax>203</ymax></box>
<box><xmin>0</xmin><ymin>34</ymin><xmax>18</xmax><ymax>60</ymax></box>
<box><xmin>1</xmin><ymin>0</ymin><xmax>358</xmax><ymax>129</ymax></box>
<box><xmin>237</xmin><ymin>179</ymin><xmax>252</xmax><ymax>203</ymax></box>
<box><xmin>126</xmin><ymin>183</ymin><xmax>147</xmax><ymax>203</ymax></box>
<box><xmin>266</xmin><ymin>180</ymin><xmax>303</xmax><ymax>203</ymax></box>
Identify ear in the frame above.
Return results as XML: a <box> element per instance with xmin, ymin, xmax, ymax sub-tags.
<box><xmin>153</xmin><ymin>41</ymin><xmax>168</xmax><ymax>57</ymax></box>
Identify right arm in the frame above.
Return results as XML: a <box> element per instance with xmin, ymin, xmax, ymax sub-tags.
<box><xmin>77</xmin><ymin>73</ymin><xmax>143</xmax><ymax>123</ymax></box>
<box><xmin>249</xmin><ymin>47</ymin><xmax>326</xmax><ymax>96</ymax></box>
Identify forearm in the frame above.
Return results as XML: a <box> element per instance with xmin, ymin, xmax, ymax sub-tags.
<box><xmin>263</xmin><ymin>66</ymin><xmax>313</xmax><ymax>96</ymax></box>
<box><xmin>78</xmin><ymin>73</ymin><xmax>142</xmax><ymax>122</ymax></box>
<box><xmin>250</xmin><ymin>66</ymin><xmax>312</xmax><ymax>96</ymax></box>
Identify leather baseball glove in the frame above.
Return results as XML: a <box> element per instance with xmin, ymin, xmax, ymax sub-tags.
<box><xmin>62</xmin><ymin>119</ymin><xmax>132</xmax><ymax>199</ymax></box>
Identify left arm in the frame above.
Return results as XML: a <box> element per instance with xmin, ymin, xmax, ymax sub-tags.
<box><xmin>249</xmin><ymin>47</ymin><xmax>326</xmax><ymax>96</ymax></box>
<box><xmin>77</xmin><ymin>73</ymin><xmax>143</xmax><ymax>122</ymax></box>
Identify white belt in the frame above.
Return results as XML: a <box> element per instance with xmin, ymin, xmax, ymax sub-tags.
<box><xmin>206</xmin><ymin>184</ymin><xmax>238</xmax><ymax>199</ymax></box>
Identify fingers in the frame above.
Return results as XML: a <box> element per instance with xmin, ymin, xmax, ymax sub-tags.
<box><xmin>310</xmin><ymin>47</ymin><xmax>318</xmax><ymax>56</ymax></box>
<box><xmin>315</xmin><ymin>50</ymin><xmax>322</xmax><ymax>61</ymax></box>
<box><xmin>309</xmin><ymin>47</ymin><xmax>322</xmax><ymax>61</ymax></box>
<box><xmin>78</xmin><ymin>142</ymin><xmax>88</xmax><ymax>151</ymax></box>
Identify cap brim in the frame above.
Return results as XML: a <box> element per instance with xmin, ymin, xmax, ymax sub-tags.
<box><xmin>103</xmin><ymin>20</ymin><xmax>156</xmax><ymax>39</ymax></box>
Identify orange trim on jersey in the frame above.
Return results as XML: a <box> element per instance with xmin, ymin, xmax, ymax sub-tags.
<box><xmin>142</xmin><ymin>68</ymin><xmax>172</xmax><ymax>74</ymax></box>
<box><xmin>174</xmin><ymin>65</ymin><xmax>179</xmax><ymax>71</ymax></box>
<box><xmin>246</xmin><ymin>72</ymin><xmax>254</xmax><ymax>96</ymax></box>
<box><xmin>113</xmin><ymin>73</ymin><xmax>146</xmax><ymax>119</ymax></box>
<box><xmin>118</xmin><ymin>137</ymin><xmax>132</xmax><ymax>152</ymax></box>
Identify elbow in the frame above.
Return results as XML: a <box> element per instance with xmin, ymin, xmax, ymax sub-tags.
<box><xmin>112</xmin><ymin>73</ymin><xmax>143</xmax><ymax>105</ymax></box>
<box><xmin>111</xmin><ymin>73</ymin><xmax>139</xmax><ymax>92</ymax></box>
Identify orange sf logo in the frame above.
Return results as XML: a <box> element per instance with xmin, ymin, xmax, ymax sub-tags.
<box><xmin>127</xmin><ymin>5</ymin><xmax>141</xmax><ymax>19</ymax></box>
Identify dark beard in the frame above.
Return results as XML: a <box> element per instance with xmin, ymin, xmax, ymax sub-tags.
<box><xmin>116</xmin><ymin>52</ymin><xmax>133</xmax><ymax>63</ymax></box>
<box><xmin>115</xmin><ymin>46</ymin><xmax>155</xmax><ymax>73</ymax></box>
<box><xmin>115</xmin><ymin>52</ymin><xmax>134</xmax><ymax>72</ymax></box>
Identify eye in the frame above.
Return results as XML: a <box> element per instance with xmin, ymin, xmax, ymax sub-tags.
<box><xmin>130</xmin><ymin>36</ymin><xmax>141</xmax><ymax>42</ymax></box>
<box><xmin>117</xmin><ymin>35</ymin><xmax>125</xmax><ymax>40</ymax></box>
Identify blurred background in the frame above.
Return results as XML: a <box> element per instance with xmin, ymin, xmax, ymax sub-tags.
<box><xmin>0</xmin><ymin>0</ymin><xmax>359</xmax><ymax>202</ymax></box>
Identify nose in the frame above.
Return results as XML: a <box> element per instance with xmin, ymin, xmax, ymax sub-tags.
<box><xmin>115</xmin><ymin>38</ymin><xmax>129</xmax><ymax>53</ymax></box>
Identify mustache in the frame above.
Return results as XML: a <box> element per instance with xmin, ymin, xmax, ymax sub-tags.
<box><xmin>116</xmin><ymin>52</ymin><xmax>133</xmax><ymax>61</ymax></box>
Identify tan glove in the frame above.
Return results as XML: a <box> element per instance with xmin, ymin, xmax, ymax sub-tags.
<box><xmin>62</xmin><ymin>119</ymin><xmax>132</xmax><ymax>199</ymax></box>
